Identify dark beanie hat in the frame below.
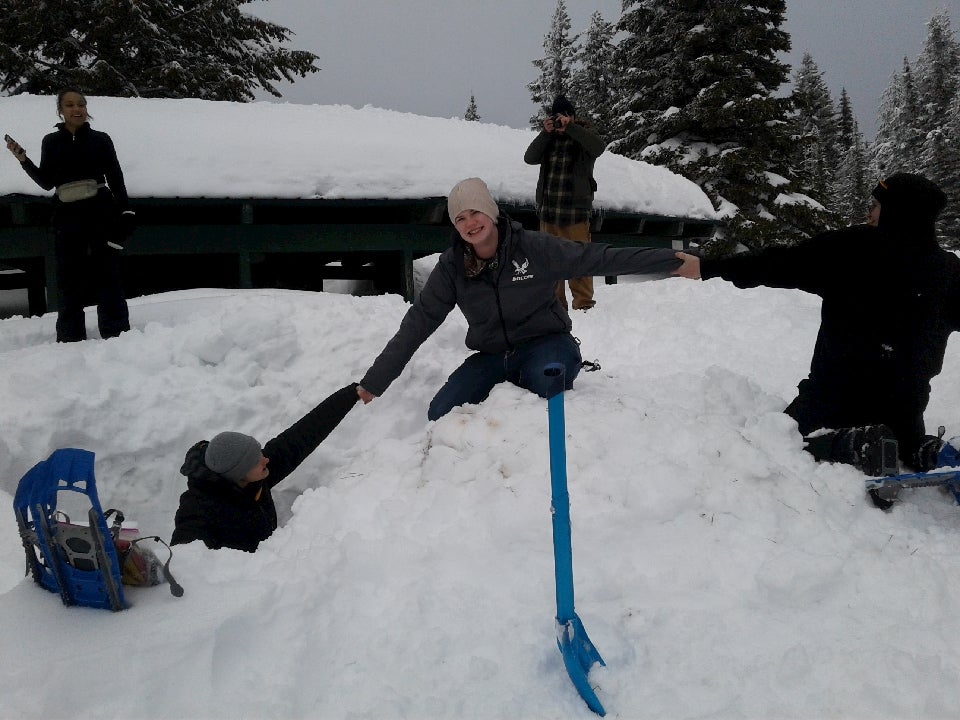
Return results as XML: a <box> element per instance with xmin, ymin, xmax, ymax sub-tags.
<box><xmin>551</xmin><ymin>94</ymin><xmax>576</xmax><ymax>116</ymax></box>
<box><xmin>871</xmin><ymin>172</ymin><xmax>947</xmax><ymax>223</ymax></box>
<box><xmin>204</xmin><ymin>431</ymin><xmax>262</xmax><ymax>483</ymax></box>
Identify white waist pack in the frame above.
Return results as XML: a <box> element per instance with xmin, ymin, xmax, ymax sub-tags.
<box><xmin>56</xmin><ymin>179</ymin><xmax>103</xmax><ymax>203</ymax></box>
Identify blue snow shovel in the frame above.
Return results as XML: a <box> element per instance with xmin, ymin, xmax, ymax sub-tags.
<box><xmin>544</xmin><ymin>363</ymin><xmax>606</xmax><ymax>716</ymax></box>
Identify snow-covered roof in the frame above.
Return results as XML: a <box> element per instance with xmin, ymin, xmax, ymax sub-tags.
<box><xmin>0</xmin><ymin>94</ymin><xmax>717</xmax><ymax>220</ymax></box>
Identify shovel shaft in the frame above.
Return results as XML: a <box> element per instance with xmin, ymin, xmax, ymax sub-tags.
<box><xmin>545</xmin><ymin>363</ymin><xmax>575</xmax><ymax>620</ymax></box>
<box><xmin>543</xmin><ymin>363</ymin><xmax>607</xmax><ymax>716</ymax></box>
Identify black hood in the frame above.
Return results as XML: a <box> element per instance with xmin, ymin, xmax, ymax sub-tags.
<box><xmin>180</xmin><ymin>440</ymin><xmax>261</xmax><ymax>498</ymax></box>
<box><xmin>180</xmin><ymin>440</ymin><xmax>232</xmax><ymax>488</ymax></box>
<box><xmin>872</xmin><ymin>172</ymin><xmax>946</xmax><ymax>250</ymax></box>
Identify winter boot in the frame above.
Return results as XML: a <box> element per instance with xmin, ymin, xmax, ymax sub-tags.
<box><xmin>911</xmin><ymin>426</ymin><xmax>960</xmax><ymax>472</ymax></box>
<box><xmin>835</xmin><ymin>425</ymin><xmax>899</xmax><ymax>477</ymax></box>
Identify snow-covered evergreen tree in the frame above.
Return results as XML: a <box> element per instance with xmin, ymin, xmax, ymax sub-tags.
<box><xmin>935</xmin><ymin>91</ymin><xmax>960</xmax><ymax>245</ymax></box>
<box><xmin>611</xmin><ymin>0</ymin><xmax>832</xmax><ymax>254</ymax></box>
<box><xmin>835</xmin><ymin>118</ymin><xmax>875</xmax><ymax>226</ymax></box>
<box><xmin>0</xmin><ymin>0</ymin><xmax>319</xmax><ymax>101</ymax></box>
<box><xmin>873</xmin><ymin>59</ymin><xmax>924</xmax><ymax>174</ymax></box>
<box><xmin>837</xmin><ymin>88</ymin><xmax>855</xmax><ymax>151</ymax></box>
<box><xmin>915</xmin><ymin>10</ymin><xmax>960</xmax><ymax>196</ymax></box>
<box><xmin>527</xmin><ymin>0</ymin><xmax>577</xmax><ymax>128</ymax></box>
<box><xmin>914</xmin><ymin>11</ymin><xmax>960</xmax><ymax>139</ymax></box>
<box><xmin>871</xmin><ymin>9</ymin><xmax>960</xmax><ymax>244</ymax></box>
<box><xmin>464</xmin><ymin>94</ymin><xmax>481</xmax><ymax>121</ymax></box>
<box><xmin>789</xmin><ymin>53</ymin><xmax>840</xmax><ymax>211</ymax></box>
<box><xmin>831</xmin><ymin>88</ymin><xmax>874</xmax><ymax>225</ymax></box>
<box><xmin>569</xmin><ymin>11</ymin><xmax>617</xmax><ymax>140</ymax></box>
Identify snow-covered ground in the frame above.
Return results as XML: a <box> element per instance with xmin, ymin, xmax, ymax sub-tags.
<box><xmin>1</xmin><ymin>269</ymin><xmax>960</xmax><ymax>719</ymax></box>
<box><xmin>2</xmin><ymin>95</ymin><xmax>959</xmax><ymax>719</ymax></box>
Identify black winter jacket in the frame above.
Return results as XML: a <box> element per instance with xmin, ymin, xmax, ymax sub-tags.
<box><xmin>701</xmin><ymin>183</ymin><xmax>960</xmax><ymax>455</ymax></box>
<box><xmin>20</xmin><ymin>122</ymin><xmax>130</xmax><ymax>223</ymax></box>
<box><xmin>360</xmin><ymin>217</ymin><xmax>681</xmax><ymax>396</ymax></box>
<box><xmin>171</xmin><ymin>383</ymin><xmax>359</xmax><ymax>552</ymax></box>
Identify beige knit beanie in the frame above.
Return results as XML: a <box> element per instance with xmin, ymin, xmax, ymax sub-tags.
<box><xmin>447</xmin><ymin>177</ymin><xmax>500</xmax><ymax>224</ymax></box>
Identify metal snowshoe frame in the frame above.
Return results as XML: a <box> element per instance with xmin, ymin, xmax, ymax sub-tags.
<box><xmin>13</xmin><ymin>448</ymin><xmax>126</xmax><ymax>611</ymax></box>
<box><xmin>544</xmin><ymin>363</ymin><xmax>606</xmax><ymax>716</ymax></box>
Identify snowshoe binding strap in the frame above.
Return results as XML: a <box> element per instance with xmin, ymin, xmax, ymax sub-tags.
<box><xmin>128</xmin><ymin>536</ymin><xmax>184</xmax><ymax>598</ymax></box>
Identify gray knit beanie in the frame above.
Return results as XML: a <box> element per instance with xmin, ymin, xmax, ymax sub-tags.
<box><xmin>204</xmin><ymin>431</ymin><xmax>262</xmax><ymax>483</ymax></box>
<box><xmin>447</xmin><ymin>177</ymin><xmax>500</xmax><ymax>224</ymax></box>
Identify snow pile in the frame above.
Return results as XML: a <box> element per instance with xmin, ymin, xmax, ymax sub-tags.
<box><xmin>1</xmin><ymin>272</ymin><xmax>960</xmax><ymax>718</ymax></box>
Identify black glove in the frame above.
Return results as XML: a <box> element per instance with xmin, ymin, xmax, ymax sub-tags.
<box><xmin>108</xmin><ymin>210</ymin><xmax>137</xmax><ymax>251</ymax></box>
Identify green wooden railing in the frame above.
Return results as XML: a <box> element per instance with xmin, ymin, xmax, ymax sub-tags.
<box><xmin>0</xmin><ymin>195</ymin><xmax>716</xmax><ymax>315</ymax></box>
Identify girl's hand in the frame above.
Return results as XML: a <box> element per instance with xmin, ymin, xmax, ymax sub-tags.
<box><xmin>673</xmin><ymin>252</ymin><xmax>702</xmax><ymax>279</ymax></box>
<box><xmin>5</xmin><ymin>136</ymin><xmax>26</xmax><ymax>162</ymax></box>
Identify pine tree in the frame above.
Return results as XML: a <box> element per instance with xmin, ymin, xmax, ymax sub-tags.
<box><xmin>835</xmin><ymin>118</ymin><xmax>875</xmax><ymax>226</ymax></box>
<box><xmin>914</xmin><ymin>11</ymin><xmax>960</xmax><ymax>136</ymax></box>
<box><xmin>873</xmin><ymin>59</ymin><xmax>923</xmax><ymax>174</ymax></box>
<box><xmin>464</xmin><ymin>94</ymin><xmax>481</xmax><ymax>121</ymax></box>
<box><xmin>914</xmin><ymin>11</ymin><xmax>960</xmax><ymax>183</ymax></box>
<box><xmin>789</xmin><ymin>53</ymin><xmax>840</xmax><ymax>210</ymax></box>
<box><xmin>611</xmin><ymin>0</ymin><xmax>832</xmax><ymax>254</ymax></box>
<box><xmin>569</xmin><ymin>11</ymin><xmax>617</xmax><ymax>140</ymax></box>
<box><xmin>935</xmin><ymin>91</ymin><xmax>960</xmax><ymax>245</ymax></box>
<box><xmin>0</xmin><ymin>0</ymin><xmax>319</xmax><ymax>101</ymax></box>
<box><xmin>837</xmin><ymin>88</ymin><xmax>855</xmax><ymax>150</ymax></box>
<box><xmin>832</xmin><ymin>90</ymin><xmax>876</xmax><ymax>226</ymax></box>
<box><xmin>527</xmin><ymin>0</ymin><xmax>577</xmax><ymax>128</ymax></box>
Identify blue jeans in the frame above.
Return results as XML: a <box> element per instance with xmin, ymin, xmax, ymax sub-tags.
<box><xmin>427</xmin><ymin>333</ymin><xmax>582</xmax><ymax>420</ymax></box>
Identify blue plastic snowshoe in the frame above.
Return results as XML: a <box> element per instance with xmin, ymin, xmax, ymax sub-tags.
<box><xmin>935</xmin><ymin>434</ymin><xmax>960</xmax><ymax>469</ymax></box>
<box><xmin>865</xmin><ymin>428</ymin><xmax>960</xmax><ymax>510</ymax></box>
<box><xmin>13</xmin><ymin>448</ymin><xmax>126</xmax><ymax>611</ymax></box>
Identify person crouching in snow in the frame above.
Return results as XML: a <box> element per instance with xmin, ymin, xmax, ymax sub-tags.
<box><xmin>356</xmin><ymin>177</ymin><xmax>698</xmax><ymax>420</ymax></box>
<box><xmin>171</xmin><ymin>383</ymin><xmax>361</xmax><ymax>552</ymax></box>
<box><xmin>673</xmin><ymin>173</ymin><xmax>960</xmax><ymax>483</ymax></box>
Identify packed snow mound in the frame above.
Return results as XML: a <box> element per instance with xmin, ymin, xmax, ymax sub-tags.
<box><xmin>2</xmin><ymin>272</ymin><xmax>960</xmax><ymax>718</ymax></box>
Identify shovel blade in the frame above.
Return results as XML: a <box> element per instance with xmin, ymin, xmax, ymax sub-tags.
<box><xmin>557</xmin><ymin>615</ymin><xmax>606</xmax><ymax>716</ymax></box>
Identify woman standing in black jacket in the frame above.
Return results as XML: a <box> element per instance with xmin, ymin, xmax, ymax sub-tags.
<box><xmin>5</xmin><ymin>89</ymin><xmax>135</xmax><ymax>342</ymax></box>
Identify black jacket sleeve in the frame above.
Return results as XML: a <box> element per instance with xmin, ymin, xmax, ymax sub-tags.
<box><xmin>100</xmin><ymin>134</ymin><xmax>129</xmax><ymax>209</ymax></box>
<box><xmin>261</xmin><ymin>383</ymin><xmax>360</xmax><ymax>488</ymax></box>
<box><xmin>170</xmin><ymin>492</ymin><xmax>216</xmax><ymax>548</ymax></box>
<box><xmin>700</xmin><ymin>226</ymin><xmax>870</xmax><ymax>297</ymax></box>
<box><xmin>20</xmin><ymin>134</ymin><xmax>57</xmax><ymax>191</ymax></box>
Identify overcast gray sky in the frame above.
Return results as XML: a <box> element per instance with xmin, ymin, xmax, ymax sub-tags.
<box><xmin>250</xmin><ymin>0</ymin><xmax>960</xmax><ymax>140</ymax></box>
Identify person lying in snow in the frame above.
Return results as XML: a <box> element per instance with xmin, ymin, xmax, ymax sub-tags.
<box><xmin>171</xmin><ymin>383</ymin><xmax>360</xmax><ymax>552</ymax></box>
<box><xmin>674</xmin><ymin>173</ymin><xmax>960</xmax><ymax>478</ymax></box>
<box><xmin>356</xmin><ymin>176</ymin><xmax>699</xmax><ymax>420</ymax></box>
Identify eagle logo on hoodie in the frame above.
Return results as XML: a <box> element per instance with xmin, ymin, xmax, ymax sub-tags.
<box><xmin>512</xmin><ymin>258</ymin><xmax>533</xmax><ymax>282</ymax></box>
